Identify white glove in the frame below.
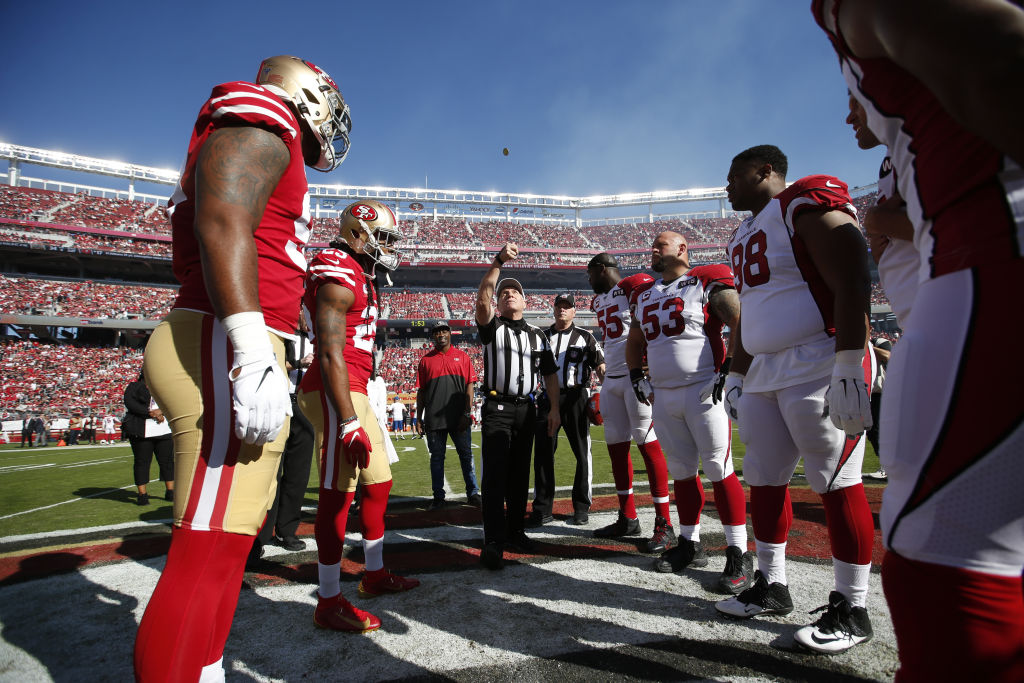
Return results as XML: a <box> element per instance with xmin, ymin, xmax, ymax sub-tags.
<box><xmin>824</xmin><ymin>349</ymin><xmax>873</xmax><ymax>436</ymax></box>
<box><xmin>723</xmin><ymin>372</ymin><xmax>744</xmax><ymax>425</ymax></box>
<box><xmin>224</xmin><ymin>312</ymin><xmax>292</xmax><ymax>445</ymax></box>
<box><xmin>629</xmin><ymin>369</ymin><xmax>654</xmax><ymax>405</ymax></box>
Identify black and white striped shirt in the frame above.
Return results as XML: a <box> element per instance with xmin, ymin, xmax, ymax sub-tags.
<box><xmin>545</xmin><ymin>323</ymin><xmax>604</xmax><ymax>390</ymax></box>
<box><xmin>478</xmin><ymin>316</ymin><xmax>557</xmax><ymax>398</ymax></box>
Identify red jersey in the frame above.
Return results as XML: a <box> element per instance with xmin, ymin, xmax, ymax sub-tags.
<box><xmin>301</xmin><ymin>248</ymin><xmax>377</xmax><ymax>395</ymax></box>
<box><xmin>629</xmin><ymin>264</ymin><xmax>733</xmax><ymax>388</ymax></box>
<box><xmin>591</xmin><ymin>272</ymin><xmax>655</xmax><ymax>377</ymax></box>
<box><xmin>416</xmin><ymin>345</ymin><xmax>479</xmax><ymax>430</ymax></box>
<box><xmin>813</xmin><ymin>0</ymin><xmax>1024</xmax><ymax>279</ymax></box>
<box><xmin>168</xmin><ymin>81</ymin><xmax>312</xmax><ymax>335</ymax></box>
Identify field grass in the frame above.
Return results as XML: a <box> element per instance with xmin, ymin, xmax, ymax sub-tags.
<box><xmin>0</xmin><ymin>428</ymin><xmax>881</xmax><ymax>539</ymax></box>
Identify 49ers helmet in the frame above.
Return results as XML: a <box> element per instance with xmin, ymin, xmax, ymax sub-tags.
<box><xmin>256</xmin><ymin>55</ymin><xmax>352</xmax><ymax>172</ymax></box>
<box><xmin>336</xmin><ymin>200</ymin><xmax>403</xmax><ymax>271</ymax></box>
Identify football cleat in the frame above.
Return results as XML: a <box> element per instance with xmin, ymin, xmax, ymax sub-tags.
<box><xmin>643</xmin><ymin>516</ymin><xmax>677</xmax><ymax>553</ymax></box>
<box><xmin>358</xmin><ymin>570</ymin><xmax>420</xmax><ymax>598</ymax></box>
<box><xmin>793</xmin><ymin>591</ymin><xmax>873</xmax><ymax>654</ymax></box>
<box><xmin>715</xmin><ymin>570</ymin><xmax>794</xmax><ymax>619</ymax></box>
<box><xmin>594</xmin><ymin>512</ymin><xmax>642</xmax><ymax>538</ymax></box>
<box><xmin>313</xmin><ymin>595</ymin><xmax>381</xmax><ymax>633</ymax></box>
<box><xmin>653</xmin><ymin>539</ymin><xmax>708</xmax><ymax>573</ymax></box>
<box><xmin>717</xmin><ymin>546</ymin><xmax>755</xmax><ymax>595</ymax></box>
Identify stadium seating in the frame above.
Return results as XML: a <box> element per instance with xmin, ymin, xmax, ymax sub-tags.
<box><xmin>0</xmin><ymin>275</ymin><xmax>176</xmax><ymax>318</ymax></box>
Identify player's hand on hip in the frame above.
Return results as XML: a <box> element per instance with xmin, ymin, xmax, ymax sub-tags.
<box><xmin>629</xmin><ymin>368</ymin><xmax>653</xmax><ymax>405</ymax></box>
<box><xmin>823</xmin><ymin>350</ymin><xmax>873</xmax><ymax>436</ymax></box>
<box><xmin>340</xmin><ymin>418</ymin><xmax>372</xmax><ymax>469</ymax></box>
<box><xmin>723</xmin><ymin>372</ymin><xmax>744</xmax><ymax>425</ymax></box>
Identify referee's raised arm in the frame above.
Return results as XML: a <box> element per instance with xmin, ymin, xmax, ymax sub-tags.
<box><xmin>476</xmin><ymin>242</ymin><xmax>518</xmax><ymax>325</ymax></box>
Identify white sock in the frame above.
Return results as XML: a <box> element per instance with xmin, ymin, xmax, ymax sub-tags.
<box><xmin>198</xmin><ymin>657</ymin><xmax>225</xmax><ymax>683</ymax></box>
<box><xmin>318</xmin><ymin>561</ymin><xmax>341</xmax><ymax>599</ymax></box>
<box><xmin>755</xmin><ymin>539</ymin><xmax>787</xmax><ymax>586</ymax></box>
<box><xmin>364</xmin><ymin>536</ymin><xmax>384</xmax><ymax>572</ymax></box>
<box><xmin>678</xmin><ymin>523</ymin><xmax>700</xmax><ymax>542</ymax></box>
<box><xmin>833</xmin><ymin>558</ymin><xmax>871</xmax><ymax>608</ymax></box>
<box><xmin>723</xmin><ymin>523</ymin><xmax>747</xmax><ymax>550</ymax></box>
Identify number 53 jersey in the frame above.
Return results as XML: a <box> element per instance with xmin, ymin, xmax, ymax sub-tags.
<box><xmin>630</xmin><ymin>265</ymin><xmax>733</xmax><ymax>389</ymax></box>
<box><xmin>728</xmin><ymin>175</ymin><xmax>858</xmax><ymax>389</ymax></box>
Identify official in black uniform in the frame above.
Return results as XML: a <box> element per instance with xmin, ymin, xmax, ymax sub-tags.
<box><xmin>530</xmin><ymin>293</ymin><xmax>605</xmax><ymax>527</ymax></box>
<box><xmin>476</xmin><ymin>241</ymin><xmax>560</xmax><ymax>570</ymax></box>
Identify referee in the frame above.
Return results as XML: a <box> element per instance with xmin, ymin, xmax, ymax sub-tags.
<box><xmin>475</xmin><ymin>241</ymin><xmax>560</xmax><ymax>570</ymax></box>
<box><xmin>530</xmin><ymin>293</ymin><xmax>605</xmax><ymax>527</ymax></box>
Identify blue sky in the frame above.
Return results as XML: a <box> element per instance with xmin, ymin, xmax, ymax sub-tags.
<box><xmin>1</xmin><ymin>1</ymin><xmax>883</xmax><ymax>198</ymax></box>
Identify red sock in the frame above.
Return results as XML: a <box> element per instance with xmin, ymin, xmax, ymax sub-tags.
<box><xmin>750</xmin><ymin>484</ymin><xmax>791</xmax><ymax>544</ymax></box>
<box><xmin>821</xmin><ymin>483</ymin><xmax>874</xmax><ymax>565</ymax></box>
<box><xmin>359</xmin><ymin>480</ymin><xmax>392</xmax><ymax>541</ymax></box>
<box><xmin>884</xmin><ymin>552</ymin><xmax>1024</xmax><ymax>683</ymax></box>
<box><xmin>315</xmin><ymin>488</ymin><xmax>355</xmax><ymax>565</ymax></box>
<box><xmin>673</xmin><ymin>477</ymin><xmax>705</xmax><ymax>526</ymax></box>
<box><xmin>134</xmin><ymin>527</ymin><xmax>254</xmax><ymax>683</ymax></box>
<box><xmin>607</xmin><ymin>442</ymin><xmax>637</xmax><ymax>519</ymax></box>
<box><xmin>711</xmin><ymin>473</ymin><xmax>748</xmax><ymax>527</ymax></box>
<box><xmin>638</xmin><ymin>440</ymin><xmax>671</xmax><ymax>520</ymax></box>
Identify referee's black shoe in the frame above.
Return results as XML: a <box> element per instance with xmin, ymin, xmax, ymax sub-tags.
<box><xmin>506</xmin><ymin>530</ymin><xmax>537</xmax><ymax>553</ymax></box>
<box><xmin>480</xmin><ymin>542</ymin><xmax>504</xmax><ymax>570</ymax></box>
<box><xmin>527</xmin><ymin>510</ymin><xmax>553</xmax><ymax>527</ymax></box>
<box><xmin>594</xmin><ymin>511</ymin><xmax>641</xmax><ymax>538</ymax></box>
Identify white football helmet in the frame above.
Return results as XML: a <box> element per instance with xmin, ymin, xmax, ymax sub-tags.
<box><xmin>256</xmin><ymin>55</ymin><xmax>351</xmax><ymax>172</ymax></box>
<box><xmin>336</xmin><ymin>200</ymin><xmax>403</xmax><ymax>271</ymax></box>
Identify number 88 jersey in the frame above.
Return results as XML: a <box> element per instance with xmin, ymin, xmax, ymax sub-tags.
<box><xmin>727</xmin><ymin>175</ymin><xmax>856</xmax><ymax>356</ymax></box>
<box><xmin>630</xmin><ymin>265</ymin><xmax>733</xmax><ymax>389</ymax></box>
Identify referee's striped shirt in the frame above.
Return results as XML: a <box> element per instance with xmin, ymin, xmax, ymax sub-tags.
<box><xmin>478</xmin><ymin>315</ymin><xmax>557</xmax><ymax>398</ymax></box>
<box><xmin>545</xmin><ymin>323</ymin><xmax>604</xmax><ymax>390</ymax></box>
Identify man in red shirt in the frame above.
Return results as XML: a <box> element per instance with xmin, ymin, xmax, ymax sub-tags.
<box><xmin>416</xmin><ymin>320</ymin><xmax>481</xmax><ymax>509</ymax></box>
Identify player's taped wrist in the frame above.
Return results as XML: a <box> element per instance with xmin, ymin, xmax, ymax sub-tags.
<box><xmin>832</xmin><ymin>349</ymin><xmax>866</xmax><ymax>378</ymax></box>
<box><xmin>223</xmin><ymin>311</ymin><xmax>273</xmax><ymax>366</ymax></box>
<box><xmin>341</xmin><ymin>417</ymin><xmax>361</xmax><ymax>434</ymax></box>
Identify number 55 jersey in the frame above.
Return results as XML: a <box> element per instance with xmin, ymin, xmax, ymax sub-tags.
<box><xmin>629</xmin><ymin>265</ymin><xmax>733</xmax><ymax>389</ymax></box>
<box><xmin>727</xmin><ymin>175</ymin><xmax>858</xmax><ymax>392</ymax></box>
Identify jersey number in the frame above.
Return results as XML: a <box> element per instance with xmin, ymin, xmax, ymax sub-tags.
<box><xmin>639</xmin><ymin>297</ymin><xmax>686</xmax><ymax>341</ymax></box>
<box><xmin>596</xmin><ymin>305</ymin><xmax>624</xmax><ymax>339</ymax></box>
<box><xmin>731</xmin><ymin>229</ymin><xmax>771</xmax><ymax>292</ymax></box>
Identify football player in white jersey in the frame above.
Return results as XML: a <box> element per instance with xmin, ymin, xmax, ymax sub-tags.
<box><xmin>712</xmin><ymin>145</ymin><xmax>878</xmax><ymax>655</ymax></box>
<box><xmin>625</xmin><ymin>231</ymin><xmax>754</xmax><ymax>595</ymax></box>
<box><xmin>587</xmin><ymin>253</ymin><xmax>674</xmax><ymax>553</ymax></box>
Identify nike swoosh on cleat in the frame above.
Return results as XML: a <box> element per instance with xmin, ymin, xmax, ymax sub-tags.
<box><xmin>811</xmin><ymin>632</ymin><xmax>844</xmax><ymax>644</ymax></box>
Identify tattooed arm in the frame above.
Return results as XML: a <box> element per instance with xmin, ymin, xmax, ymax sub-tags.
<box><xmin>315</xmin><ymin>282</ymin><xmax>358</xmax><ymax>420</ymax></box>
<box><xmin>194</xmin><ymin>126</ymin><xmax>290</xmax><ymax>318</ymax></box>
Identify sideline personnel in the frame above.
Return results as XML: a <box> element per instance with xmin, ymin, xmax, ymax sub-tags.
<box><xmin>475</xmin><ymin>242</ymin><xmax>560</xmax><ymax>570</ymax></box>
<box><xmin>530</xmin><ymin>293</ymin><xmax>605</xmax><ymax>527</ymax></box>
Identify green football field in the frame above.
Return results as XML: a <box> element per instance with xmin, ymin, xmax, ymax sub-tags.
<box><xmin>0</xmin><ymin>428</ymin><xmax>881</xmax><ymax>538</ymax></box>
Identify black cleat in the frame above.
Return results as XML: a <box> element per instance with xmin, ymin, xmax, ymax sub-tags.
<box><xmin>793</xmin><ymin>591</ymin><xmax>874</xmax><ymax>654</ymax></box>
<box><xmin>643</xmin><ymin>516</ymin><xmax>677</xmax><ymax>554</ymax></box>
<box><xmin>653</xmin><ymin>539</ymin><xmax>708</xmax><ymax>573</ymax></box>
<box><xmin>594</xmin><ymin>512</ymin><xmax>641</xmax><ymax>538</ymax></box>
<box><xmin>715</xmin><ymin>570</ymin><xmax>794</xmax><ymax>618</ymax></box>
<box><xmin>717</xmin><ymin>546</ymin><xmax>755</xmax><ymax>595</ymax></box>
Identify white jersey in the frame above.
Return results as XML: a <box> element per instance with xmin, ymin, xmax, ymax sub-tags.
<box><xmin>630</xmin><ymin>265</ymin><xmax>733</xmax><ymax>389</ymax></box>
<box><xmin>591</xmin><ymin>273</ymin><xmax>654</xmax><ymax>377</ymax></box>
<box><xmin>873</xmin><ymin>157</ymin><xmax>918</xmax><ymax>327</ymax></box>
<box><xmin>103</xmin><ymin>415</ymin><xmax>116</xmax><ymax>433</ymax></box>
<box><xmin>389</xmin><ymin>401</ymin><xmax>406</xmax><ymax>420</ymax></box>
<box><xmin>729</xmin><ymin>175</ymin><xmax>858</xmax><ymax>392</ymax></box>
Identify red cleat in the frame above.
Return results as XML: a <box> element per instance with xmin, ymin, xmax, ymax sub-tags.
<box><xmin>313</xmin><ymin>594</ymin><xmax>381</xmax><ymax>633</ymax></box>
<box><xmin>358</xmin><ymin>570</ymin><xmax>421</xmax><ymax>597</ymax></box>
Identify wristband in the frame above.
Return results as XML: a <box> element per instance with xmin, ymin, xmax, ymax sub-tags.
<box><xmin>340</xmin><ymin>415</ymin><xmax>358</xmax><ymax>425</ymax></box>
<box><xmin>493</xmin><ymin>257</ymin><xmax>505</xmax><ymax>266</ymax></box>
<box><xmin>222</xmin><ymin>311</ymin><xmax>272</xmax><ymax>360</ymax></box>
<box><xmin>341</xmin><ymin>417</ymin><xmax>361</xmax><ymax>435</ymax></box>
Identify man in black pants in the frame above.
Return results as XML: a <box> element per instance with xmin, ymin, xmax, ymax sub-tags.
<box><xmin>475</xmin><ymin>241</ymin><xmax>560</xmax><ymax>570</ymax></box>
<box><xmin>250</xmin><ymin>325</ymin><xmax>315</xmax><ymax>564</ymax></box>
<box><xmin>530</xmin><ymin>293</ymin><xmax>605</xmax><ymax>527</ymax></box>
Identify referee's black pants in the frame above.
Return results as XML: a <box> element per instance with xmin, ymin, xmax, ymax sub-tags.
<box><xmin>481</xmin><ymin>398</ymin><xmax>535</xmax><ymax>545</ymax></box>
<box><xmin>533</xmin><ymin>388</ymin><xmax>592</xmax><ymax>517</ymax></box>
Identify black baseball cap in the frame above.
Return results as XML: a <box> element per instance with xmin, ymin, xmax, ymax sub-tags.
<box><xmin>496</xmin><ymin>277</ymin><xmax>524</xmax><ymax>296</ymax></box>
<box><xmin>554</xmin><ymin>293</ymin><xmax>575</xmax><ymax>308</ymax></box>
<box><xmin>430</xmin><ymin>319</ymin><xmax>451</xmax><ymax>333</ymax></box>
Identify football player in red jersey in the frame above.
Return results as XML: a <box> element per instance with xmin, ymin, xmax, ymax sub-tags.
<box><xmin>299</xmin><ymin>199</ymin><xmax>419</xmax><ymax>633</ymax></box>
<box><xmin>625</xmin><ymin>231</ymin><xmax>753</xmax><ymax>595</ymax></box>
<box><xmin>815</xmin><ymin>2</ymin><xmax>1024</xmax><ymax>679</ymax></box>
<box><xmin>135</xmin><ymin>56</ymin><xmax>351</xmax><ymax>682</ymax></box>
<box><xmin>586</xmin><ymin>253</ymin><xmax>674</xmax><ymax>553</ymax></box>
<box><xmin>711</xmin><ymin>145</ymin><xmax>878</xmax><ymax>655</ymax></box>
